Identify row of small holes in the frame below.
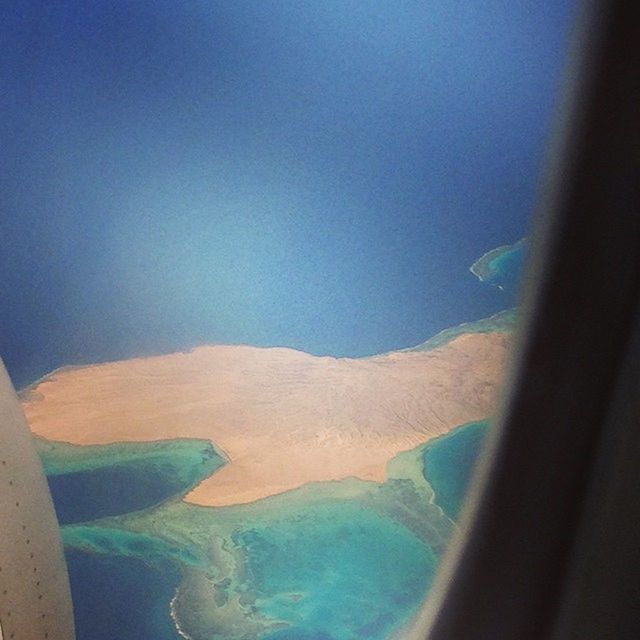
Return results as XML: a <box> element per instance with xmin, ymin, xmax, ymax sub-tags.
<box><xmin>1</xmin><ymin>459</ymin><xmax>49</xmax><ymax>639</ymax></box>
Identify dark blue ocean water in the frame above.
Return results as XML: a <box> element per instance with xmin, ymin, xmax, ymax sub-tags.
<box><xmin>422</xmin><ymin>420</ymin><xmax>490</xmax><ymax>521</ymax></box>
<box><xmin>2</xmin><ymin>0</ymin><xmax>575</xmax><ymax>393</ymax></box>
<box><xmin>48</xmin><ymin>463</ymin><xmax>192</xmax><ymax>525</ymax></box>
<box><xmin>9</xmin><ymin>236</ymin><xmax>524</xmax><ymax>392</ymax></box>
<box><xmin>45</xmin><ymin>442</ymin><xmax>225</xmax><ymax>525</ymax></box>
<box><xmin>65</xmin><ymin>548</ymin><xmax>182</xmax><ymax>640</ymax></box>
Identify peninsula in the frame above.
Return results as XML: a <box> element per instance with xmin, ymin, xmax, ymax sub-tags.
<box><xmin>22</xmin><ymin>332</ymin><xmax>511</xmax><ymax>507</ymax></box>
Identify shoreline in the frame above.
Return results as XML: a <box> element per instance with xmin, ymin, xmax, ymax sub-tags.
<box><xmin>404</xmin><ymin>310</ymin><xmax>517</xmax><ymax>353</ymax></box>
<box><xmin>170</xmin><ymin>590</ymin><xmax>194</xmax><ymax>640</ymax></box>
<box><xmin>15</xmin><ymin>294</ymin><xmax>517</xmax><ymax>397</ymax></box>
<box><xmin>57</xmin><ymin>419</ymin><xmax>482</xmax><ymax>640</ymax></box>
<box><xmin>18</xmin><ymin>364</ymin><xmax>78</xmax><ymax>401</ymax></box>
<box><xmin>23</xmin><ymin>331</ymin><xmax>512</xmax><ymax>508</ymax></box>
<box><xmin>16</xmin><ymin>343</ymin><xmax>348</xmax><ymax>397</ymax></box>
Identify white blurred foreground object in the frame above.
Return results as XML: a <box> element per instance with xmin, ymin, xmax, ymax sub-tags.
<box><xmin>0</xmin><ymin>360</ymin><xmax>75</xmax><ymax>640</ymax></box>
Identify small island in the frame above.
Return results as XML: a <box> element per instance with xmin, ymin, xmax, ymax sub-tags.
<box><xmin>470</xmin><ymin>238</ymin><xmax>527</xmax><ymax>285</ymax></box>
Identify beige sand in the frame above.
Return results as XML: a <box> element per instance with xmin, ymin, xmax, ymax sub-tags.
<box><xmin>22</xmin><ymin>333</ymin><xmax>511</xmax><ymax>507</ymax></box>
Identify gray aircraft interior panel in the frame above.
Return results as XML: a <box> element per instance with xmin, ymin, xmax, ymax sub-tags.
<box><xmin>0</xmin><ymin>360</ymin><xmax>75</xmax><ymax>640</ymax></box>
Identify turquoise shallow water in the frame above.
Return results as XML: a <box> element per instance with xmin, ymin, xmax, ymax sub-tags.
<box><xmin>59</xmin><ymin>485</ymin><xmax>440</xmax><ymax>640</ymax></box>
<box><xmin>45</xmin><ymin>416</ymin><xmax>491</xmax><ymax>640</ymax></box>
<box><xmin>482</xmin><ymin>242</ymin><xmax>526</xmax><ymax>293</ymax></box>
<box><xmin>49</xmin><ymin>425</ymin><xmax>489</xmax><ymax>640</ymax></box>
<box><xmin>239</xmin><ymin>502</ymin><xmax>438</xmax><ymax>640</ymax></box>
<box><xmin>422</xmin><ymin>420</ymin><xmax>490</xmax><ymax>521</ymax></box>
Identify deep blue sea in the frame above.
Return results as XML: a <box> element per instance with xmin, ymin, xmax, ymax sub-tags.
<box><xmin>65</xmin><ymin>548</ymin><xmax>182</xmax><ymax>640</ymax></box>
<box><xmin>49</xmin><ymin>463</ymin><xmax>193</xmax><ymax>525</ymax></box>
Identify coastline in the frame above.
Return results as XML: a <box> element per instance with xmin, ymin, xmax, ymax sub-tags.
<box><xmin>36</xmin><ymin>436</ymin><xmax>228</xmax><ymax>476</ymax></box>
<box><xmin>81</xmin><ymin>439</ymin><xmax>453</xmax><ymax>640</ymax></box>
<box><xmin>16</xmin><ymin>343</ymin><xmax>345</xmax><ymax>400</ymax></box>
<box><xmin>18</xmin><ymin>364</ymin><xmax>78</xmax><ymax>402</ymax></box>
<box><xmin>392</xmin><ymin>420</ymin><xmax>491</xmax><ymax>639</ymax></box>
<box><xmin>25</xmin><ymin>235</ymin><xmax>522</xmax><ymax>639</ymax></box>
<box><xmin>23</xmin><ymin>332</ymin><xmax>511</xmax><ymax>507</ymax></box>
<box><xmin>45</xmin><ymin>373</ymin><xmax>497</xmax><ymax>639</ymax></box>
<box><xmin>405</xmin><ymin>309</ymin><xmax>517</xmax><ymax>353</ymax></box>
<box><xmin>421</xmin><ymin>420</ymin><xmax>490</xmax><ymax>520</ymax></box>
<box><xmin>41</xmin><ymin>438</ymin><xmax>227</xmax><ymax>525</ymax></box>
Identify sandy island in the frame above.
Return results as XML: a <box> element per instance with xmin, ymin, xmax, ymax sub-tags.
<box><xmin>21</xmin><ymin>333</ymin><xmax>511</xmax><ymax>507</ymax></box>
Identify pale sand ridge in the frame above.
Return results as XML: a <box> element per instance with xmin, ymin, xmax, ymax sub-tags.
<box><xmin>22</xmin><ymin>333</ymin><xmax>511</xmax><ymax>507</ymax></box>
